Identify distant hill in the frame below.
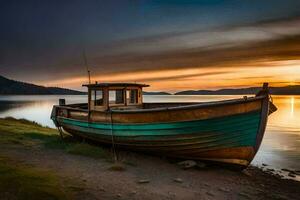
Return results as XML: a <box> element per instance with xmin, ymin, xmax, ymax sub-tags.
<box><xmin>175</xmin><ymin>85</ymin><xmax>300</xmax><ymax>95</ymax></box>
<box><xmin>2</xmin><ymin>74</ymin><xmax>299</xmax><ymax>96</ymax></box>
<box><xmin>143</xmin><ymin>91</ymin><xmax>171</xmax><ymax>95</ymax></box>
<box><xmin>0</xmin><ymin>75</ymin><xmax>85</xmax><ymax>95</ymax></box>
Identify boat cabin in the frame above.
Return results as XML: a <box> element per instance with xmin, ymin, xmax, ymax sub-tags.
<box><xmin>83</xmin><ymin>82</ymin><xmax>149</xmax><ymax>111</ymax></box>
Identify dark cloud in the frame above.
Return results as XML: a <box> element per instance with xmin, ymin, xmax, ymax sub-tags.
<box><xmin>125</xmin><ymin>71</ymin><xmax>231</xmax><ymax>83</ymax></box>
<box><xmin>0</xmin><ymin>0</ymin><xmax>300</xmax><ymax>85</ymax></box>
<box><xmin>89</xmin><ymin>29</ymin><xmax>300</xmax><ymax>75</ymax></box>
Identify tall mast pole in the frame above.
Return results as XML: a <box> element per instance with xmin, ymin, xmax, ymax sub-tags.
<box><xmin>82</xmin><ymin>49</ymin><xmax>91</xmax><ymax>84</ymax></box>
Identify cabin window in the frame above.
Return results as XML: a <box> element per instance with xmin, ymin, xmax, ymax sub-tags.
<box><xmin>109</xmin><ymin>89</ymin><xmax>124</xmax><ymax>105</ymax></box>
<box><xmin>91</xmin><ymin>89</ymin><xmax>103</xmax><ymax>106</ymax></box>
<box><xmin>126</xmin><ymin>89</ymin><xmax>138</xmax><ymax>104</ymax></box>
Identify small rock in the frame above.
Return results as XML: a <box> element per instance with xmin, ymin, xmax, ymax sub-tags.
<box><xmin>218</xmin><ymin>187</ymin><xmax>230</xmax><ymax>192</ymax></box>
<box><xmin>238</xmin><ymin>192</ymin><xmax>250</xmax><ymax>199</ymax></box>
<box><xmin>294</xmin><ymin>171</ymin><xmax>300</xmax><ymax>176</ymax></box>
<box><xmin>131</xmin><ymin>190</ymin><xmax>137</xmax><ymax>195</ymax></box>
<box><xmin>281</xmin><ymin>168</ymin><xmax>292</xmax><ymax>172</ymax></box>
<box><xmin>168</xmin><ymin>191</ymin><xmax>176</xmax><ymax>197</ymax></box>
<box><xmin>266</xmin><ymin>168</ymin><xmax>275</xmax><ymax>172</ymax></box>
<box><xmin>99</xmin><ymin>187</ymin><xmax>105</xmax><ymax>192</ymax></box>
<box><xmin>274</xmin><ymin>174</ymin><xmax>281</xmax><ymax>179</ymax></box>
<box><xmin>173</xmin><ymin>178</ymin><xmax>183</xmax><ymax>183</ymax></box>
<box><xmin>288</xmin><ymin>170</ymin><xmax>300</xmax><ymax>175</ymax></box>
<box><xmin>256</xmin><ymin>188</ymin><xmax>264</xmax><ymax>193</ymax></box>
<box><xmin>262</xmin><ymin>163</ymin><xmax>268</xmax><ymax>166</ymax></box>
<box><xmin>206</xmin><ymin>191</ymin><xmax>214</xmax><ymax>196</ymax></box>
<box><xmin>177</xmin><ymin>160</ymin><xmax>197</xmax><ymax>169</ymax></box>
<box><xmin>288</xmin><ymin>172</ymin><xmax>296</xmax><ymax>178</ymax></box>
<box><xmin>117</xmin><ymin>194</ymin><xmax>121</xmax><ymax>198</ymax></box>
<box><xmin>138</xmin><ymin>179</ymin><xmax>150</xmax><ymax>184</ymax></box>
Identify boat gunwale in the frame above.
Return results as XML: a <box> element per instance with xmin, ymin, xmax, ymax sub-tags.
<box><xmin>56</xmin><ymin>110</ymin><xmax>260</xmax><ymax>127</ymax></box>
<box><xmin>116</xmin><ymin>95</ymin><xmax>265</xmax><ymax>113</ymax></box>
<box><xmin>55</xmin><ymin>94</ymin><xmax>267</xmax><ymax>114</ymax></box>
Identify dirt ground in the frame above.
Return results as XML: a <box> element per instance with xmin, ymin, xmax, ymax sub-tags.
<box><xmin>1</xmin><ymin>143</ymin><xmax>300</xmax><ymax>200</ymax></box>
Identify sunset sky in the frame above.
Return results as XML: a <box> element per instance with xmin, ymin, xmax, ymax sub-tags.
<box><xmin>1</xmin><ymin>0</ymin><xmax>300</xmax><ymax>92</ymax></box>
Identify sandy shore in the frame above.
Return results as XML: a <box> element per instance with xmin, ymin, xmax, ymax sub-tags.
<box><xmin>0</xmin><ymin>118</ymin><xmax>300</xmax><ymax>200</ymax></box>
<box><xmin>1</xmin><ymin>144</ymin><xmax>300</xmax><ymax>200</ymax></box>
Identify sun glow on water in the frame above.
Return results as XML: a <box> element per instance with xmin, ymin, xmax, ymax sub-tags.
<box><xmin>291</xmin><ymin>96</ymin><xmax>294</xmax><ymax>116</ymax></box>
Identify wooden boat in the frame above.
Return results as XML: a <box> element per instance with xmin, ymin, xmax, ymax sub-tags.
<box><xmin>51</xmin><ymin>82</ymin><xmax>277</xmax><ymax>167</ymax></box>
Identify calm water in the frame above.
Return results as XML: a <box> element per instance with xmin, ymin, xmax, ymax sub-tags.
<box><xmin>0</xmin><ymin>95</ymin><xmax>299</xmax><ymax>179</ymax></box>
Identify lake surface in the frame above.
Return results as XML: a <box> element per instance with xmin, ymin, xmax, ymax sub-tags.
<box><xmin>0</xmin><ymin>95</ymin><xmax>299</xmax><ymax>180</ymax></box>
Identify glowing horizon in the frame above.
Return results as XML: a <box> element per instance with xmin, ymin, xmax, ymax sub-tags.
<box><xmin>36</xmin><ymin>60</ymin><xmax>300</xmax><ymax>92</ymax></box>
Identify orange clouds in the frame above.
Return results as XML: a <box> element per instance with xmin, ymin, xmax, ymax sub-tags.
<box><xmin>35</xmin><ymin>18</ymin><xmax>300</xmax><ymax>92</ymax></box>
<box><xmin>38</xmin><ymin>59</ymin><xmax>300</xmax><ymax>92</ymax></box>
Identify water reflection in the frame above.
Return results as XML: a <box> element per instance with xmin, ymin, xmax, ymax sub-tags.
<box><xmin>267</xmin><ymin>96</ymin><xmax>300</xmax><ymax>134</ymax></box>
<box><xmin>0</xmin><ymin>95</ymin><xmax>299</xmax><ymax>176</ymax></box>
<box><xmin>253</xmin><ymin>96</ymin><xmax>300</xmax><ymax>175</ymax></box>
<box><xmin>291</xmin><ymin>97</ymin><xmax>294</xmax><ymax>116</ymax></box>
<box><xmin>0</xmin><ymin>95</ymin><xmax>87</xmax><ymax>128</ymax></box>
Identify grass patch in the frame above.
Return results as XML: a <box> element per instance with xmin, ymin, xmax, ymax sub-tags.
<box><xmin>0</xmin><ymin>118</ymin><xmax>112</xmax><ymax>160</ymax></box>
<box><xmin>4</xmin><ymin>117</ymin><xmax>42</xmax><ymax>127</ymax></box>
<box><xmin>0</xmin><ymin>117</ymin><xmax>61</xmax><ymax>148</ymax></box>
<box><xmin>0</xmin><ymin>117</ymin><xmax>57</xmax><ymax>135</ymax></box>
<box><xmin>0</xmin><ymin>156</ymin><xmax>72</xmax><ymax>200</ymax></box>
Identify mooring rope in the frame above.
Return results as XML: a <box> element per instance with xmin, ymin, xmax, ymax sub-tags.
<box><xmin>109</xmin><ymin>110</ymin><xmax>118</xmax><ymax>162</ymax></box>
<box><xmin>57</xmin><ymin>126</ymin><xmax>64</xmax><ymax>140</ymax></box>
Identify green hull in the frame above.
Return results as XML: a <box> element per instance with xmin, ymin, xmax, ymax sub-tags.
<box><xmin>56</xmin><ymin>111</ymin><xmax>261</xmax><ymax>151</ymax></box>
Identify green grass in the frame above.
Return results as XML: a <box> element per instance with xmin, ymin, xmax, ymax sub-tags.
<box><xmin>0</xmin><ymin>118</ymin><xmax>111</xmax><ymax>160</ymax></box>
<box><xmin>0</xmin><ymin>117</ymin><xmax>57</xmax><ymax>147</ymax></box>
<box><xmin>0</xmin><ymin>156</ymin><xmax>71</xmax><ymax>200</ymax></box>
<box><xmin>1</xmin><ymin>117</ymin><xmax>56</xmax><ymax>134</ymax></box>
<box><xmin>0</xmin><ymin>118</ymin><xmax>129</xmax><ymax>198</ymax></box>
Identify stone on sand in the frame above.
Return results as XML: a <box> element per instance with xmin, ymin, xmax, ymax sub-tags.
<box><xmin>288</xmin><ymin>172</ymin><xmax>296</xmax><ymax>178</ymax></box>
<box><xmin>177</xmin><ymin>160</ymin><xmax>197</xmax><ymax>169</ymax></box>
<box><xmin>173</xmin><ymin>178</ymin><xmax>183</xmax><ymax>183</ymax></box>
<box><xmin>138</xmin><ymin>179</ymin><xmax>150</xmax><ymax>184</ymax></box>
